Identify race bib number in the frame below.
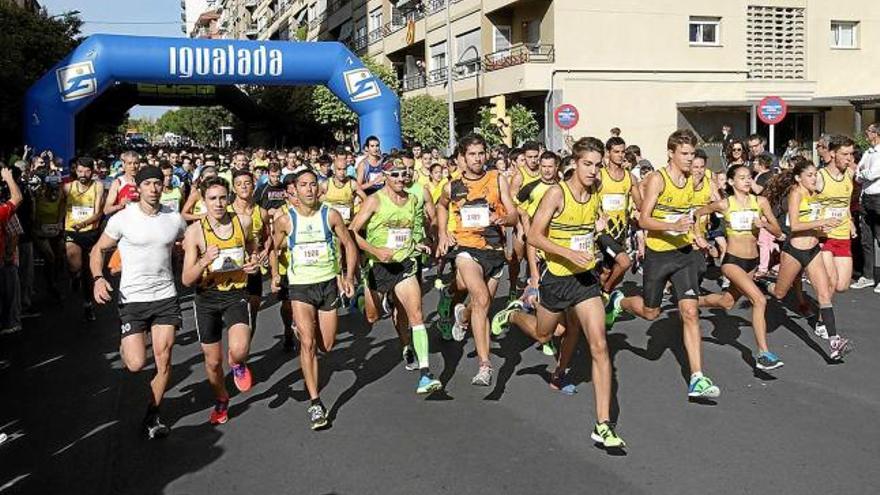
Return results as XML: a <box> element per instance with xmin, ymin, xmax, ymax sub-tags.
<box><xmin>161</xmin><ymin>200</ymin><xmax>179</xmax><ymax>212</ymax></box>
<box><xmin>293</xmin><ymin>242</ymin><xmax>328</xmax><ymax>266</ymax></box>
<box><xmin>368</xmin><ymin>171</ymin><xmax>382</xmax><ymax>183</ymax></box>
<box><xmin>461</xmin><ymin>204</ymin><xmax>491</xmax><ymax>228</ymax></box>
<box><xmin>210</xmin><ymin>247</ymin><xmax>245</xmax><ymax>273</ymax></box>
<box><xmin>331</xmin><ymin>204</ymin><xmax>351</xmax><ymax>222</ymax></box>
<box><xmin>824</xmin><ymin>207</ymin><xmax>847</xmax><ymax>220</ymax></box>
<box><xmin>386</xmin><ymin>228</ymin><xmax>411</xmax><ymax>250</ymax></box>
<box><xmin>664</xmin><ymin>213</ymin><xmax>687</xmax><ymax>236</ymax></box>
<box><xmin>40</xmin><ymin>223</ymin><xmax>61</xmax><ymax>237</ymax></box>
<box><xmin>71</xmin><ymin>205</ymin><xmax>93</xmax><ymax>222</ymax></box>
<box><xmin>729</xmin><ymin>211</ymin><xmax>756</xmax><ymax>231</ymax></box>
<box><xmin>601</xmin><ymin>194</ymin><xmax>626</xmax><ymax>212</ymax></box>
<box><xmin>570</xmin><ymin>233</ymin><xmax>594</xmax><ymax>253</ymax></box>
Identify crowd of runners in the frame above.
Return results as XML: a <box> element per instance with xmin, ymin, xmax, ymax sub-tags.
<box><xmin>3</xmin><ymin>123</ymin><xmax>878</xmax><ymax>451</ymax></box>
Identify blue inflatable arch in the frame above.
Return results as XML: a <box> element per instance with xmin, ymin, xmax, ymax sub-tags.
<box><xmin>24</xmin><ymin>34</ymin><xmax>402</xmax><ymax>162</ymax></box>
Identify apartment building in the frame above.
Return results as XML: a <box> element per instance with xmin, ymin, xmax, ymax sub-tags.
<box><xmin>201</xmin><ymin>0</ymin><xmax>880</xmax><ymax>161</ymax></box>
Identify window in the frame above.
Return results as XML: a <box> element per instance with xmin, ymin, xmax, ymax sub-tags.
<box><xmin>831</xmin><ymin>21</ymin><xmax>858</xmax><ymax>48</ymax></box>
<box><xmin>493</xmin><ymin>25</ymin><xmax>511</xmax><ymax>54</ymax></box>
<box><xmin>455</xmin><ymin>29</ymin><xmax>481</xmax><ymax>77</ymax></box>
<box><xmin>430</xmin><ymin>40</ymin><xmax>447</xmax><ymax>70</ymax></box>
<box><xmin>689</xmin><ymin>16</ymin><xmax>720</xmax><ymax>45</ymax></box>
<box><xmin>368</xmin><ymin>7</ymin><xmax>383</xmax><ymax>32</ymax></box>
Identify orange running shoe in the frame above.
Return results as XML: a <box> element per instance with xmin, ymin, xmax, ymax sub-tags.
<box><xmin>209</xmin><ymin>399</ymin><xmax>229</xmax><ymax>425</ymax></box>
<box><xmin>232</xmin><ymin>363</ymin><xmax>252</xmax><ymax>392</ymax></box>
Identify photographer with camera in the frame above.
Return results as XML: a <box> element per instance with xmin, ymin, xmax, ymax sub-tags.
<box><xmin>0</xmin><ymin>164</ymin><xmax>24</xmax><ymax>333</ymax></box>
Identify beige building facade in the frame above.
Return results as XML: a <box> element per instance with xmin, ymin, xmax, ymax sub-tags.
<box><xmin>205</xmin><ymin>0</ymin><xmax>880</xmax><ymax>161</ymax></box>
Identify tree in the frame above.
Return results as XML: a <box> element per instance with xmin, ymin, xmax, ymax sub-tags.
<box><xmin>154</xmin><ymin>107</ymin><xmax>237</xmax><ymax>147</ymax></box>
<box><xmin>0</xmin><ymin>5</ymin><xmax>82</xmax><ymax>156</ymax></box>
<box><xmin>310</xmin><ymin>55</ymin><xmax>400</xmax><ymax>143</ymax></box>
<box><xmin>476</xmin><ymin>103</ymin><xmax>541</xmax><ymax>147</ymax></box>
<box><xmin>400</xmin><ymin>95</ymin><xmax>449</xmax><ymax>150</ymax></box>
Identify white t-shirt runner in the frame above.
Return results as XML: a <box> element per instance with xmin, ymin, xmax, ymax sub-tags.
<box><xmin>104</xmin><ymin>204</ymin><xmax>186</xmax><ymax>303</ymax></box>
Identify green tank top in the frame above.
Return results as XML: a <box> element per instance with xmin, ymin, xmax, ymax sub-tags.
<box><xmin>36</xmin><ymin>193</ymin><xmax>63</xmax><ymax>225</ymax></box>
<box><xmin>160</xmin><ymin>187</ymin><xmax>182</xmax><ymax>212</ymax></box>
<box><xmin>285</xmin><ymin>204</ymin><xmax>339</xmax><ymax>285</ymax></box>
<box><xmin>366</xmin><ymin>189</ymin><xmax>419</xmax><ymax>262</ymax></box>
<box><xmin>405</xmin><ymin>182</ymin><xmax>426</xmax><ymax>245</ymax></box>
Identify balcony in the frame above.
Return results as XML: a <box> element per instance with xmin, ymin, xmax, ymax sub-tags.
<box><xmin>453</xmin><ymin>58</ymin><xmax>481</xmax><ymax>80</ymax></box>
<box><xmin>483</xmin><ymin>43</ymin><xmax>554</xmax><ymax>72</ymax></box>
<box><xmin>310</xmin><ymin>10</ymin><xmax>327</xmax><ymax>30</ymax></box>
<box><xmin>424</xmin><ymin>0</ymin><xmax>445</xmax><ymax>15</ymax></box>
<box><xmin>245</xmin><ymin>23</ymin><xmax>258</xmax><ymax>37</ymax></box>
<box><xmin>385</xmin><ymin>7</ymin><xmax>424</xmax><ymax>36</ymax></box>
<box><xmin>403</xmin><ymin>73</ymin><xmax>427</xmax><ymax>91</ymax></box>
<box><xmin>351</xmin><ymin>34</ymin><xmax>368</xmax><ymax>52</ymax></box>
<box><xmin>368</xmin><ymin>27</ymin><xmax>383</xmax><ymax>45</ymax></box>
<box><xmin>427</xmin><ymin>67</ymin><xmax>448</xmax><ymax>86</ymax></box>
<box><xmin>244</xmin><ymin>0</ymin><xmax>258</xmax><ymax>8</ymax></box>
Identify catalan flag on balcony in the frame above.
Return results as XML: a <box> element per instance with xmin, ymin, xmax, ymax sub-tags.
<box><xmin>406</xmin><ymin>18</ymin><xmax>416</xmax><ymax>45</ymax></box>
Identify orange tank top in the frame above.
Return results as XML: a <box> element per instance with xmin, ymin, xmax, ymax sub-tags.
<box><xmin>448</xmin><ymin>170</ymin><xmax>506</xmax><ymax>250</ymax></box>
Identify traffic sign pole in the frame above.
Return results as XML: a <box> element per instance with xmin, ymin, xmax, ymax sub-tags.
<box><xmin>769</xmin><ymin>124</ymin><xmax>775</xmax><ymax>155</ymax></box>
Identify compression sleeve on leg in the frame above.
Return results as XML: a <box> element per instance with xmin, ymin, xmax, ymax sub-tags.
<box><xmin>412</xmin><ymin>324</ymin><xmax>429</xmax><ymax>369</ymax></box>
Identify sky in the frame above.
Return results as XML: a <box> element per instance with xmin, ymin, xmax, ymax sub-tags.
<box><xmin>42</xmin><ymin>0</ymin><xmax>186</xmax><ymax>119</ymax></box>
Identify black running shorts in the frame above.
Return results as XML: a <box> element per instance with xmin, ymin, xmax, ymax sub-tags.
<box><xmin>539</xmin><ymin>269</ymin><xmax>602</xmax><ymax>313</ymax></box>
<box><xmin>194</xmin><ymin>289</ymin><xmax>251</xmax><ymax>344</ymax></box>
<box><xmin>247</xmin><ymin>272</ymin><xmax>263</xmax><ymax>297</ymax></box>
<box><xmin>721</xmin><ymin>253</ymin><xmax>759</xmax><ymax>273</ymax></box>
<box><xmin>367</xmin><ymin>258</ymin><xmax>419</xmax><ymax>294</ymax></box>
<box><xmin>452</xmin><ymin>247</ymin><xmax>506</xmax><ymax>281</ymax></box>
<box><xmin>642</xmin><ymin>246</ymin><xmax>701</xmax><ymax>309</ymax></box>
<box><xmin>118</xmin><ymin>296</ymin><xmax>181</xmax><ymax>337</ymax></box>
<box><xmin>290</xmin><ymin>278</ymin><xmax>339</xmax><ymax>311</ymax></box>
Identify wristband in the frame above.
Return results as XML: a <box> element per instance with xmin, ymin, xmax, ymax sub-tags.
<box><xmin>93</xmin><ymin>275</ymin><xmax>105</xmax><ymax>282</ymax></box>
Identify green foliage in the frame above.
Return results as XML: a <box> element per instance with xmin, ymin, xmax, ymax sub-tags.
<box><xmin>854</xmin><ymin>133</ymin><xmax>871</xmax><ymax>152</ymax></box>
<box><xmin>400</xmin><ymin>95</ymin><xmax>449</xmax><ymax>150</ymax></box>
<box><xmin>153</xmin><ymin>107</ymin><xmax>237</xmax><ymax>146</ymax></box>
<box><xmin>0</xmin><ymin>5</ymin><xmax>82</xmax><ymax>155</ymax></box>
<box><xmin>476</xmin><ymin>103</ymin><xmax>540</xmax><ymax>146</ymax></box>
<box><xmin>310</xmin><ymin>56</ymin><xmax>400</xmax><ymax>141</ymax></box>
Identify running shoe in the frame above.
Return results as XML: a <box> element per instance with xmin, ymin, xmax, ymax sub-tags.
<box><xmin>850</xmin><ymin>277</ymin><xmax>875</xmax><ymax>289</ymax></box>
<box><xmin>471</xmin><ymin>362</ymin><xmax>494</xmax><ymax>386</ymax></box>
<box><xmin>522</xmin><ymin>287</ymin><xmax>539</xmax><ymax>313</ymax></box>
<box><xmin>591</xmin><ymin>421</ymin><xmax>626</xmax><ymax>449</ymax></box>
<box><xmin>605</xmin><ymin>290</ymin><xmax>624</xmax><ymax>327</ymax></box>
<box><xmin>549</xmin><ymin>371</ymin><xmax>577</xmax><ymax>395</ymax></box>
<box><xmin>541</xmin><ymin>341</ymin><xmax>557</xmax><ymax>357</ymax></box>
<box><xmin>0</xmin><ymin>433</ymin><xmax>7</xmax><ymax>446</ymax></box>
<box><xmin>283</xmin><ymin>333</ymin><xmax>297</xmax><ymax>352</ymax></box>
<box><xmin>231</xmin><ymin>363</ymin><xmax>253</xmax><ymax>392</ymax></box>
<box><xmin>402</xmin><ymin>345</ymin><xmax>418</xmax><ymax>371</ymax></box>
<box><xmin>755</xmin><ymin>351</ymin><xmax>784</xmax><ymax>371</ymax></box>
<box><xmin>491</xmin><ymin>299</ymin><xmax>523</xmax><ymax>336</ymax></box>
<box><xmin>209</xmin><ymin>399</ymin><xmax>229</xmax><ymax>425</ymax></box>
<box><xmin>308</xmin><ymin>404</ymin><xmax>329</xmax><ymax>430</ymax></box>
<box><xmin>434</xmin><ymin>278</ymin><xmax>446</xmax><ymax>290</ymax></box>
<box><xmin>720</xmin><ymin>276</ymin><xmax>731</xmax><ymax>290</ymax></box>
<box><xmin>875</xmin><ymin>284</ymin><xmax>880</xmax><ymax>294</ymax></box>
<box><xmin>143</xmin><ymin>409</ymin><xmax>170</xmax><ymax>439</ymax></box>
<box><xmin>814</xmin><ymin>322</ymin><xmax>829</xmax><ymax>340</ymax></box>
<box><xmin>381</xmin><ymin>294</ymin><xmax>393</xmax><ymax>319</ymax></box>
<box><xmin>688</xmin><ymin>375</ymin><xmax>721</xmax><ymax>398</ymax></box>
<box><xmin>416</xmin><ymin>374</ymin><xmax>442</xmax><ymax>394</ymax></box>
<box><xmin>452</xmin><ymin>303</ymin><xmax>468</xmax><ymax>342</ymax></box>
<box><xmin>829</xmin><ymin>336</ymin><xmax>853</xmax><ymax>361</ymax></box>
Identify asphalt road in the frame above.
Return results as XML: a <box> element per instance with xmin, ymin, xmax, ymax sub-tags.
<box><xmin>1</xmin><ymin>267</ymin><xmax>879</xmax><ymax>495</ymax></box>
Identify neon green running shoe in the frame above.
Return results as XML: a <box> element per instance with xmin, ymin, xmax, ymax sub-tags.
<box><xmin>491</xmin><ymin>300</ymin><xmax>523</xmax><ymax>336</ymax></box>
<box><xmin>541</xmin><ymin>341</ymin><xmax>557</xmax><ymax>357</ymax></box>
<box><xmin>688</xmin><ymin>375</ymin><xmax>721</xmax><ymax>398</ymax></box>
<box><xmin>605</xmin><ymin>290</ymin><xmax>624</xmax><ymax>327</ymax></box>
<box><xmin>591</xmin><ymin>421</ymin><xmax>626</xmax><ymax>449</ymax></box>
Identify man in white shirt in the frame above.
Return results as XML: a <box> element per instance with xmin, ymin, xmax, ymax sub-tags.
<box><xmin>90</xmin><ymin>166</ymin><xmax>187</xmax><ymax>439</ymax></box>
<box><xmin>852</xmin><ymin>122</ymin><xmax>880</xmax><ymax>292</ymax></box>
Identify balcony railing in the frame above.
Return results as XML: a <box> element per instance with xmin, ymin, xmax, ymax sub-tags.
<box><xmin>309</xmin><ymin>11</ymin><xmax>327</xmax><ymax>29</ymax></box>
<box><xmin>386</xmin><ymin>7</ymin><xmax>424</xmax><ymax>36</ymax></box>
<box><xmin>483</xmin><ymin>43</ymin><xmax>554</xmax><ymax>72</ymax></box>
<box><xmin>368</xmin><ymin>27</ymin><xmax>383</xmax><ymax>44</ymax></box>
<box><xmin>424</xmin><ymin>0</ymin><xmax>445</xmax><ymax>15</ymax></box>
<box><xmin>351</xmin><ymin>34</ymin><xmax>368</xmax><ymax>51</ymax></box>
<box><xmin>427</xmin><ymin>67</ymin><xmax>448</xmax><ymax>86</ymax></box>
<box><xmin>403</xmin><ymin>73</ymin><xmax>427</xmax><ymax>91</ymax></box>
<box><xmin>244</xmin><ymin>0</ymin><xmax>258</xmax><ymax>8</ymax></box>
<box><xmin>453</xmin><ymin>58</ymin><xmax>481</xmax><ymax>80</ymax></box>
<box><xmin>245</xmin><ymin>23</ymin><xmax>259</xmax><ymax>37</ymax></box>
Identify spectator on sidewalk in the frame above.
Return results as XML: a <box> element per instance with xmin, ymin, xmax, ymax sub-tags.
<box><xmin>852</xmin><ymin>122</ymin><xmax>880</xmax><ymax>291</ymax></box>
<box><xmin>0</xmin><ymin>165</ymin><xmax>24</xmax><ymax>333</ymax></box>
